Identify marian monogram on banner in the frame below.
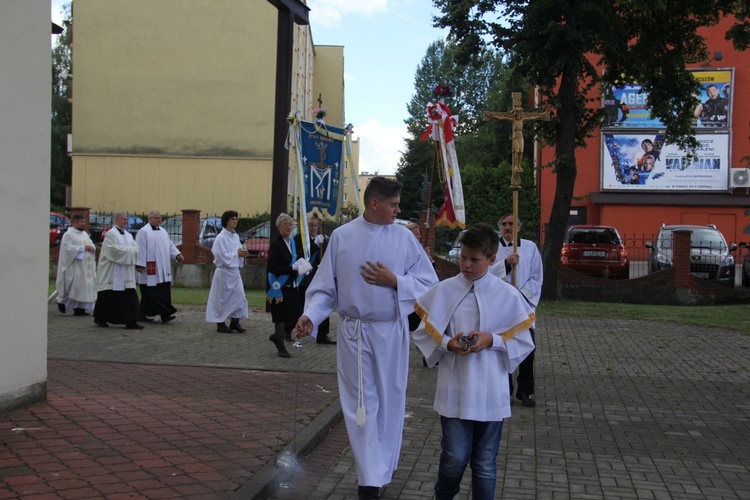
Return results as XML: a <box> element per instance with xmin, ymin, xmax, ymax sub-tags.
<box><xmin>299</xmin><ymin>120</ymin><xmax>344</xmax><ymax>219</ymax></box>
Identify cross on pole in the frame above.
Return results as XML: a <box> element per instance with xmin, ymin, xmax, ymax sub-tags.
<box><xmin>483</xmin><ymin>92</ymin><xmax>549</xmax><ymax>286</ymax></box>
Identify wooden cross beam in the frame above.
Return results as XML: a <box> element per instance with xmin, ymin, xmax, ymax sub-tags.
<box><xmin>483</xmin><ymin>92</ymin><xmax>549</xmax><ymax>286</ymax></box>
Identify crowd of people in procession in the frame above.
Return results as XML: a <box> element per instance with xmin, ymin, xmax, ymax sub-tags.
<box><xmin>53</xmin><ymin>176</ymin><xmax>543</xmax><ymax>500</ymax></box>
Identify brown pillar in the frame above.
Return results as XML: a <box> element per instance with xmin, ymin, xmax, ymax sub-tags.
<box><xmin>181</xmin><ymin>210</ymin><xmax>201</xmax><ymax>264</ymax></box>
<box><xmin>672</xmin><ymin>230</ymin><xmax>692</xmax><ymax>289</ymax></box>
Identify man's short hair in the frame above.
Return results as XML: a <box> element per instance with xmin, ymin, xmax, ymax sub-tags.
<box><xmin>221</xmin><ymin>210</ymin><xmax>238</xmax><ymax>228</ymax></box>
<box><xmin>363</xmin><ymin>176</ymin><xmax>402</xmax><ymax>206</ymax></box>
<box><xmin>71</xmin><ymin>214</ymin><xmax>85</xmax><ymax>223</ymax></box>
<box><xmin>460</xmin><ymin>223</ymin><xmax>499</xmax><ymax>257</ymax></box>
<box><xmin>497</xmin><ymin>213</ymin><xmax>523</xmax><ymax>229</ymax></box>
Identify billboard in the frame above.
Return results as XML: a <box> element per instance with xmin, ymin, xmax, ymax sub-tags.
<box><xmin>602</xmin><ymin>132</ymin><xmax>729</xmax><ymax>191</ymax></box>
<box><xmin>602</xmin><ymin>69</ymin><xmax>733</xmax><ymax>129</ymax></box>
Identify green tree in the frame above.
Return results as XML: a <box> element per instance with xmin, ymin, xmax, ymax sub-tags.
<box><xmin>433</xmin><ymin>0</ymin><xmax>749</xmax><ymax>299</ymax></box>
<box><xmin>51</xmin><ymin>3</ymin><xmax>73</xmax><ymax>208</ymax></box>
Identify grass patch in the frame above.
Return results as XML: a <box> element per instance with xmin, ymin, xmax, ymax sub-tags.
<box><xmin>538</xmin><ymin>300</ymin><xmax>750</xmax><ymax>332</ymax></box>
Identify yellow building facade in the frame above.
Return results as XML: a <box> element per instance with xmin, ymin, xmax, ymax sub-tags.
<box><xmin>70</xmin><ymin>0</ymin><xmax>358</xmax><ymax>217</ymax></box>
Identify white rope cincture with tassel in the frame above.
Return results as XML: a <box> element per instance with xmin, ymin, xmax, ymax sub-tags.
<box><xmin>342</xmin><ymin>315</ymin><xmax>366</xmax><ymax>426</ymax></box>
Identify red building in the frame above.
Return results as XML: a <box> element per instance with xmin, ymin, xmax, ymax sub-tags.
<box><xmin>538</xmin><ymin>17</ymin><xmax>750</xmax><ymax>246</ymax></box>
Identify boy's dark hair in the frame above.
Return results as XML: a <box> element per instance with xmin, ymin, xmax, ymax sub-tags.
<box><xmin>363</xmin><ymin>176</ymin><xmax>403</xmax><ymax>206</ymax></box>
<box><xmin>221</xmin><ymin>210</ymin><xmax>239</xmax><ymax>228</ymax></box>
<box><xmin>459</xmin><ymin>223</ymin><xmax>499</xmax><ymax>257</ymax></box>
<box><xmin>71</xmin><ymin>214</ymin><xmax>85</xmax><ymax>223</ymax></box>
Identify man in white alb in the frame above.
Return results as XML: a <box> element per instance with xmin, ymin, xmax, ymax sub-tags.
<box><xmin>55</xmin><ymin>214</ymin><xmax>97</xmax><ymax>316</ymax></box>
<box><xmin>490</xmin><ymin>213</ymin><xmax>543</xmax><ymax>407</ymax></box>
<box><xmin>136</xmin><ymin>211</ymin><xmax>183</xmax><ymax>323</ymax></box>
<box><xmin>295</xmin><ymin>177</ymin><xmax>438</xmax><ymax>500</ymax></box>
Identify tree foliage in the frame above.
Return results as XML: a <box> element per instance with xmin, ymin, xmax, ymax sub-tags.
<box><xmin>433</xmin><ymin>0</ymin><xmax>749</xmax><ymax>299</ymax></box>
<box><xmin>51</xmin><ymin>3</ymin><xmax>73</xmax><ymax>208</ymax></box>
<box><xmin>397</xmin><ymin>39</ymin><xmax>540</xmax><ymax>249</ymax></box>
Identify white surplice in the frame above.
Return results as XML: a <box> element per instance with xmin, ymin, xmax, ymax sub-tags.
<box><xmin>206</xmin><ymin>228</ymin><xmax>248</xmax><ymax>323</ymax></box>
<box><xmin>135</xmin><ymin>225</ymin><xmax>180</xmax><ymax>285</ymax></box>
<box><xmin>303</xmin><ymin>216</ymin><xmax>439</xmax><ymax>487</ymax></box>
<box><xmin>55</xmin><ymin>227</ymin><xmax>97</xmax><ymax>309</ymax></box>
<box><xmin>413</xmin><ymin>272</ymin><xmax>536</xmax><ymax>421</ymax></box>
<box><xmin>96</xmin><ymin>227</ymin><xmax>139</xmax><ymax>292</ymax></box>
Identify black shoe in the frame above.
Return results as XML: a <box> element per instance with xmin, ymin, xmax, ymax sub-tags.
<box><xmin>125</xmin><ymin>322</ymin><xmax>145</xmax><ymax>330</ymax></box>
<box><xmin>140</xmin><ymin>315</ymin><xmax>154</xmax><ymax>323</ymax></box>
<box><xmin>316</xmin><ymin>337</ymin><xmax>337</xmax><ymax>345</ymax></box>
<box><xmin>73</xmin><ymin>308</ymin><xmax>89</xmax><ymax>316</ymax></box>
<box><xmin>217</xmin><ymin>322</ymin><xmax>232</xmax><ymax>333</ymax></box>
<box><xmin>277</xmin><ymin>349</ymin><xmax>291</xmax><ymax>358</ymax></box>
<box><xmin>94</xmin><ymin>319</ymin><xmax>109</xmax><ymax>328</ymax></box>
<box><xmin>57</xmin><ymin>303</ymin><xmax>66</xmax><ymax>314</ymax></box>
<box><xmin>358</xmin><ymin>485</ymin><xmax>382</xmax><ymax>499</ymax></box>
<box><xmin>284</xmin><ymin>334</ymin><xmax>293</xmax><ymax>342</ymax></box>
<box><xmin>229</xmin><ymin>319</ymin><xmax>246</xmax><ymax>333</ymax></box>
<box><xmin>518</xmin><ymin>393</ymin><xmax>536</xmax><ymax>407</ymax></box>
<box><xmin>161</xmin><ymin>315</ymin><xmax>176</xmax><ymax>324</ymax></box>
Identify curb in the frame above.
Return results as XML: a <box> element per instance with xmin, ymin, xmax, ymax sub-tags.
<box><xmin>231</xmin><ymin>398</ymin><xmax>343</xmax><ymax>500</ymax></box>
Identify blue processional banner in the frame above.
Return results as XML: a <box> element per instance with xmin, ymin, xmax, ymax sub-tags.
<box><xmin>299</xmin><ymin>120</ymin><xmax>344</xmax><ymax>220</ymax></box>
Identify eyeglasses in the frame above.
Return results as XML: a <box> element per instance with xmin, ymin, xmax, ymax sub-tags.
<box><xmin>500</xmin><ymin>222</ymin><xmax>514</xmax><ymax>226</ymax></box>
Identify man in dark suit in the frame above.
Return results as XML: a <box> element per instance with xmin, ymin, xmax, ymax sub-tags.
<box><xmin>294</xmin><ymin>216</ymin><xmax>335</xmax><ymax>344</ymax></box>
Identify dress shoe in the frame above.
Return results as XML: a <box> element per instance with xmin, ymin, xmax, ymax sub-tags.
<box><xmin>94</xmin><ymin>319</ymin><xmax>109</xmax><ymax>328</ymax></box>
<box><xmin>316</xmin><ymin>337</ymin><xmax>337</xmax><ymax>345</ymax></box>
<box><xmin>269</xmin><ymin>334</ymin><xmax>291</xmax><ymax>358</ymax></box>
<box><xmin>518</xmin><ymin>393</ymin><xmax>536</xmax><ymax>407</ymax></box>
<box><xmin>284</xmin><ymin>334</ymin><xmax>293</xmax><ymax>342</ymax></box>
<box><xmin>140</xmin><ymin>316</ymin><xmax>154</xmax><ymax>323</ymax></box>
<box><xmin>57</xmin><ymin>303</ymin><xmax>66</xmax><ymax>314</ymax></box>
<box><xmin>73</xmin><ymin>308</ymin><xmax>89</xmax><ymax>316</ymax></box>
<box><xmin>358</xmin><ymin>485</ymin><xmax>382</xmax><ymax>499</ymax></box>
<box><xmin>125</xmin><ymin>322</ymin><xmax>145</xmax><ymax>330</ymax></box>
<box><xmin>217</xmin><ymin>322</ymin><xmax>232</xmax><ymax>333</ymax></box>
<box><xmin>229</xmin><ymin>319</ymin><xmax>246</xmax><ymax>333</ymax></box>
<box><xmin>161</xmin><ymin>315</ymin><xmax>176</xmax><ymax>324</ymax></box>
<box><xmin>277</xmin><ymin>349</ymin><xmax>291</xmax><ymax>358</ymax></box>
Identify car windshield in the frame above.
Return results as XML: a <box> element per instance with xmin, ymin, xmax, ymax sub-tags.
<box><xmin>658</xmin><ymin>228</ymin><xmax>727</xmax><ymax>251</ymax></box>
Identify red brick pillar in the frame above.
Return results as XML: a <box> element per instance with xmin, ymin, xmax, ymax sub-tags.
<box><xmin>672</xmin><ymin>230</ymin><xmax>692</xmax><ymax>289</ymax></box>
<box><xmin>181</xmin><ymin>209</ymin><xmax>201</xmax><ymax>264</ymax></box>
<box><xmin>69</xmin><ymin>207</ymin><xmax>90</xmax><ymax>231</ymax></box>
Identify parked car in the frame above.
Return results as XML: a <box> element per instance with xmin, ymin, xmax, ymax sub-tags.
<box><xmin>239</xmin><ymin>221</ymin><xmax>297</xmax><ymax>258</ymax></box>
<box><xmin>50</xmin><ymin>212</ymin><xmax>70</xmax><ymax>246</ymax></box>
<box><xmin>645</xmin><ymin>224</ymin><xmax>737</xmax><ymax>287</ymax></box>
<box><xmin>446</xmin><ymin>229</ymin><xmax>502</xmax><ymax>264</ymax></box>
<box><xmin>560</xmin><ymin>225</ymin><xmax>630</xmax><ymax>279</ymax></box>
<box><xmin>88</xmin><ymin>213</ymin><xmax>112</xmax><ymax>242</ymax></box>
<box><xmin>100</xmin><ymin>215</ymin><xmax>146</xmax><ymax>241</ymax></box>
<box><xmin>162</xmin><ymin>216</ymin><xmax>222</xmax><ymax>249</ymax></box>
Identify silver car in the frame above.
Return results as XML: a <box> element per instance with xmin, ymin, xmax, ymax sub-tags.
<box><xmin>645</xmin><ymin>224</ymin><xmax>737</xmax><ymax>287</ymax></box>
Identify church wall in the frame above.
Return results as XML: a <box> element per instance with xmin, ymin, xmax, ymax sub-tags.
<box><xmin>71</xmin><ymin>0</ymin><xmax>277</xmax><ymax>156</ymax></box>
<box><xmin>0</xmin><ymin>0</ymin><xmax>49</xmax><ymax>412</ymax></box>
<box><xmin>72</xmin><ymin>155</ymin><xmax>273</xmax><ymax>216</ymax></box>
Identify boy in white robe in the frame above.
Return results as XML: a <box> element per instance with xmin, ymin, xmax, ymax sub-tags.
<box><xmin>55</xmin><ymin>214</ymin><xmax>97</xmax><ymax>315</ymax></box>
<box><xmin>206</xmin><ymin>211</ymin><xmax>249</xmax><ymax>333</ymax></box>
<box><xmin>295</xmin><ymin>177</ymin><xmax>438</xmax><ymax>500</ymax></box>
<box><xmin>413</xmin><ymin>223</ymin><xmax>536</xmax><ymax>500</ymax></box>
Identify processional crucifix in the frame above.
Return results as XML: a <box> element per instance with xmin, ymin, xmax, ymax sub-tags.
<box><xmin>483</xmin><ymin>92</ymin><xmax>549</xmax><ymax>286</ymax></box>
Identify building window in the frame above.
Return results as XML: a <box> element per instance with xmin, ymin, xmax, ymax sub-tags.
<box><xmin>343</xmin><ymin>193</ymin><xmax>348</xmax><ymax>202</ymax></box>
<box><xmin>344</xmin><ymin>177</ymin><xmax>348</xmax><ymax>185</ymax></box>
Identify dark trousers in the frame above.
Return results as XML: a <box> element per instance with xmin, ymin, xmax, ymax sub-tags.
<box><xmin>509</xmin><ymin>328</ymin><xmax>535</xmax><ymax>397</ymax></box>
<box><xmin>299</xmin><ymin>285</ymin><xmax>330</xmax><ymax>341</ymax></box>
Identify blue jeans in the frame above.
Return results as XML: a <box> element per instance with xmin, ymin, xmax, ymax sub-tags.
<box><xmin>434</xmin><ymin>416</ymin><xmax>504</xmax><ymax>500</ymax></box>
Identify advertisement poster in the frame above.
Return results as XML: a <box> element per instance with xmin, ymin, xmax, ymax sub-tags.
<box><xmin>601</xmin><ymin>132</ymin><xmax>729</xmax><ymax>191</ymax></box>
<box><xmin>299</xmin><ymin>120</ymin><xmax>344</xmax><ymax>219</ymax></box>
<box><xmin>602</xmin><ymin>69</ymin><xmax>732</xmax><ymax>129</ymax></box>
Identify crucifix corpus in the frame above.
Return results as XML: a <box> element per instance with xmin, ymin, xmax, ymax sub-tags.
<box><xmin>483</xmin><ymin>92</ymin><xmax>549</xmax><ymax>286</ymax></box>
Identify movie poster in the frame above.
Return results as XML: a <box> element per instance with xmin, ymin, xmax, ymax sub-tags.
<box><xmin>602</xmin><ymin>69</ymin><xmax>733</xmax><ymax>129</ymax></box>
<box><xmin>601</xmin><ymin>133</ymin><xmax>729</xmax><ymax>191</ymax></box>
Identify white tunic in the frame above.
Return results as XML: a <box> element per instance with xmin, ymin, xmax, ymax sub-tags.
<box><xmin>55</xmin><ymin>228</ymin><xmax>97</xmax><ymax>308</ymax></box>
<box><xmin>303</xmin><ymin>216</ymin><xmax>438</xmax><ymax>487</ymax></box>
<box><xmin>135</xmin><ymin>225</ymin><xmax>181</xmax><ymax>286</ymax></box>
<box><xmin>413</xmin><ymin>272</ymin><xmax>536</xmax><ymax>421</ymax></box>
<box><xmin>206</xmin><ymin>229</ymin><xmax>248</xmax><ymax>323</ymax></box>
<box><xmin>490</xmin><ymin>238</ymin><xmax>543</xmax><ymax>307</ymax></box>
<box><xmin>96</xmin><ymin>228</ymin><xmax>139</xmax><ymax>292</ymax></box>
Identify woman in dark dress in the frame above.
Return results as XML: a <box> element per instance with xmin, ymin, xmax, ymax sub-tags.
<box><xmin>266</xmin><ymin>213</ymin><xmax>304</xmax><ymax>358</ymax></box>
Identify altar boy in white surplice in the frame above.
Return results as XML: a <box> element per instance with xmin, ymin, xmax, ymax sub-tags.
<box><xmin>412</xmin><ymin>223</ymin><xmax>535</xmax><ymax>500</ymax></box>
